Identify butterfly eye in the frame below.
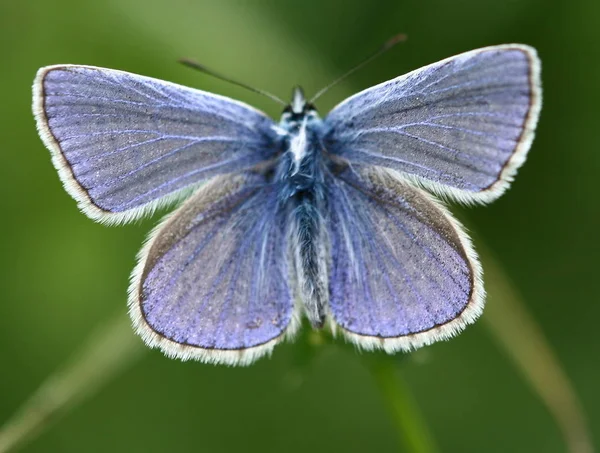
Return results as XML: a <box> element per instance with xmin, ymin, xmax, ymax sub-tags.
<box><xmin>282</xmin><ymin>105</ymin><xmax>293</xmax><ymax>114</ymax></box>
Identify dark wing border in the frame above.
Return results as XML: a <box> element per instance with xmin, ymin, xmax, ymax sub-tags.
<box><xmin>33</xmin><ymin>64</ymin><xmax>273</xmax><ymax>225</ymax></box>
<box><xmin>325</xmin><ymin>45</ymin><xmax>542</xmax><ymax>205</ymax></box>
<box><xmin>128</xmin><ymin>174</ymin><xmax>300</xmax><ymax>366</ymax></box>
<box><xmin>326</xmin><ymin>168</ymin><xmax>485</xmax><ymax>352</ymax></box>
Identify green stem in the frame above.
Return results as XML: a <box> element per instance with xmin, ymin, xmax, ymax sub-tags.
<box><xmin>0</xmin><ymin>314</ymin><xmax>144</xmax><ymax>453</ymax></box>
<box><xmin>366</xmin><ymin>355</ymin><xmax>438</xmax><ymax>453</ymax></box>
<box><xmin>480</xmin><ymin>245</ymin><xmax>594</xmax><ymax>453</ymax></box>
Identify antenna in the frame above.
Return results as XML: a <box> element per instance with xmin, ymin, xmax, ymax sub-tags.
<box><xmin>179</xmin><ymin>58</ymin><xmax>286</xmax><ymax>106</ymax></box>
<box><xmin>309</xmin><ymin>33</ymin><xmax>407</xmax><ymax>103</ymax></box>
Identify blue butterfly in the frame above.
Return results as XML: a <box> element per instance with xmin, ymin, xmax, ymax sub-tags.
<box><xmin>33</xmin><ymin>43</ymin><xmax>541</xmax><ymax>365</ymax></box>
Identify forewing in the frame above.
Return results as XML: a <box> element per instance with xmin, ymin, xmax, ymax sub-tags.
<box><xmin>33</xmin><ymin>65</ymin><xmax>277</xmax><ymax>224</ymax></box>
<box><xmin>326</xmin><ymin>165</ymin><xmax>483</xmax><ymax>352</ymax></box>
<box><xmin>129</xmin><ymin>173</ymin><xmax>295</xmax><ymax>365</ymax></box>
<box><xmin>324</xmin><ymin>45</ymin><xmax>541</xmax><ymax>204</ymax></box>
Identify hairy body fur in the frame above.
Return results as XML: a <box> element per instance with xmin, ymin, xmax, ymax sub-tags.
<box><xmin>274</xmin><ymin>90</ymin><xmax>330</xmax><ymax>327</ymax></box>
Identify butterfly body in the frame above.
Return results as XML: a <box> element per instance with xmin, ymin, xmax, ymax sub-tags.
<box><xmin>275</xmin><ymin>87</ymin><xmax>329</xmax><ymax>327</ymax></box>
<box><xmin>33</xmin><ymin>45</ymin><xmax>542</xmax><ymax>365</ymax></box>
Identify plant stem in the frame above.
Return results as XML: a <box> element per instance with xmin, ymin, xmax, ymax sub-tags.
<box><xmin>0</xmin><ymin>314</ymin><xmax>144</xmax><ymax>453</ymax></box>
<box><xmin>366</xmin><ymin>355</ymin><xmax>438</xmax><ymax>453</ymax></box>
<box><xmin>480</xmin><ymin>246</ymin><xmax>594</xmax><ymax>453</ymax></box>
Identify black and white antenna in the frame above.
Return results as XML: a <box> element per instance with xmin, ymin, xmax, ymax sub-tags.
<box><xmin>309</xmin><ymin>33</ymin><xmax>407</xmax><ymax>104</ymax></box>
<box><xmin>179</xmin><ymin>58</ymin><xmax>286</xmax><ymax>106</ymax></box>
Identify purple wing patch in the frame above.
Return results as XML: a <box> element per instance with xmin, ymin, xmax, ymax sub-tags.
<box><xmin>324</xmin><ymin>45</ymin><xmax>541</xmax><ymax>204</ymax></box>
<box><xmin>33</xmin><ymin>65</ymin><xmax>276</xmax><ymax>223</ymax></box>
<box><xmin>129</xmin><ymin>173</ymin><xmax>295</xmax><ymax>365</ymax></box>
<box><xmin>326</xmin><ymin>165</ymin><xmax>483</xmax><ymax>351</ymax></box>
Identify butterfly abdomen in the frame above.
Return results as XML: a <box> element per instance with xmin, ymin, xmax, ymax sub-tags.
<box><xmin>290</xmin><ymin>191</ymin><xmax>328</xmax><ymax>327</ymax></box>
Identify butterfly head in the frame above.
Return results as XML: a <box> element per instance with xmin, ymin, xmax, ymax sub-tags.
<box><xmin>282</xmin><ymin>87</ymin><xmax>318</xmax><ymax>121</ymax></box>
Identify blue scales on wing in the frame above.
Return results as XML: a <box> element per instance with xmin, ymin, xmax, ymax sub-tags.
<box><xmin>325</xmin><ymin>165</ymin><xmax>482</xmax><ymax>350</ymax></box>
<box><xmin>35</xmin><ymin>65</ymin><xmax>277</xmax><ymax>222</ymax></box>
<box><xmin>323</xmin><ymin>46</ymin><xmax>541</xmax><ymax>203</ymax></box>
<box><xmin>131</xmin><ymin>172</ymin><xmax>295</xmax><ymax>364</ymax></box>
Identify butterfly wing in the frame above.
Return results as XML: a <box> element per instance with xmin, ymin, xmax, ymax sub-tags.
<box><xmin>33</xmin><ymin>65</ymin><xmax>277</xmax><ymax>224</ymax></box>
<box><xmin>129</xmin><ymin>172</ymin><xmax>296</xmax><ymax>365</ymax></box>
<box><xmin>324</xmin><ymin>45</ymin><xmax>541</xmax><ymax>204</ymax></box>
<box><xmin>326</xmin><ymin>165</ymin><xmax>483</xmax><ymax>351</ymax></box>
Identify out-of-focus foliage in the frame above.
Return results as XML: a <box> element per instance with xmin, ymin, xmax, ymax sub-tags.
<box><xmin>0</xmin><ymin>1</ymin><xmax>598</xmax><ymax>452</ymax></box>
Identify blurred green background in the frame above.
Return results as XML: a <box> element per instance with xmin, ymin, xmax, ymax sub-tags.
<box><xmin>1</xmin><ymin>0</ymin><xmax>598</xmax><ymax>452</ymax></box>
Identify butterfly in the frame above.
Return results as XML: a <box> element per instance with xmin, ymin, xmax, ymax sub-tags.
<box><xmin>32</xmin><ymin>43</ymin><xmax>541</xmax><ymax>365</ymax></box>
